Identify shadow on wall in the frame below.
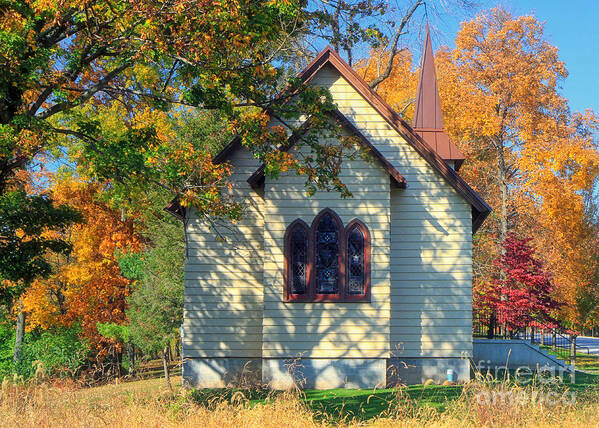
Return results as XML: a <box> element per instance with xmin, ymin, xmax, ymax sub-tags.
<box><xmin>182</xmin><ymin>170</ymin><xmax>265</xmax><ymax>387</ymax></box>
<box><xmin>182</xmin><ymin>107</ymin><xmax>475</xmax><ymax>388</ymax></box>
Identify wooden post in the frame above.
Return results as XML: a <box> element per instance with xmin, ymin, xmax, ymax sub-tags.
<box><xmin>13</xmin><ymin>310</ymin><xmax>26</xmax><ymax>365</ymax></box>
<box><xmin>162</xmin><ymin>346</ymin><xmax>172</xmax><ymax>391</ymax></box>
<box><xmin>552</xmin><ymin>331</ymin><xmax>556</xmax><ymax>350</ymax></box>
<box><xmin>570</xmin><ymin>335</ymin><xmax>577</xmax><ymax>365</ymax></box>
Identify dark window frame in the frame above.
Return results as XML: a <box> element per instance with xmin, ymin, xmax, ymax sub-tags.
<box><xmin>283</xmin><ymin>209</ymin><xmax>371</xmax><ymax>303</ymax></box>
<box><xmin>283</xmin><ymin>219</ymin><xmax>312</xmax><ymax>302</ymax></box>
<box><xmin>344</xmin><ymin>218</ymin><xmax>371</xmax><ymax>302</ymax></box>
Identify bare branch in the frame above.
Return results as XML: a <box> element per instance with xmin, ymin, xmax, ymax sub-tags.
<box><xmin>369</xmin><ymin>0</ymin><xmax>424</xmax><ymax>89</ymax></box>
<box><xmin>37</xmin><ymin>62</ymin><xmax>131</xmax><ymax>120</ymax></box>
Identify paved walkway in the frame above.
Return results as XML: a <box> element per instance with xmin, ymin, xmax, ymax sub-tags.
<box><xmin>524</xmin><ymin>333</ymin><xmax>599</xmax><ymax>355</ymax></box>
<box><xmin>574</xmin><ymin>336</ymin><xmax>599</xmax><ymax>355</ymax></box>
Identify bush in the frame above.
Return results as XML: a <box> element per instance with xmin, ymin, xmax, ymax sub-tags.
<box><xmin>0</xmin><ymin>318</ymin><xmax>15</xmax><ymax>376</ymax></box>
<box><xmin>13</xmin><ymin>326</ymin><xmax>90</xmax><ymax>379</ymax></box>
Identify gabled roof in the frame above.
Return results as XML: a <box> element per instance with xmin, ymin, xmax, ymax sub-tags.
<box><xmin>167</xmin><ymin>46</ymin><xmax>491</xmax><ymax>233</ymax></box>
<box><xmin>413</xmin><ymin>24</ymin><xmax>465</xmax><ymax>169</ymax></box>
<box><xmin>247</xmin><ymin>109</ymin><xmax>407</xmax><ymax>189</ymax></box>
<box><xmin>291</xmin><ymin>46</ymin><xmax>490</xmax><ymax>232</ymax></box>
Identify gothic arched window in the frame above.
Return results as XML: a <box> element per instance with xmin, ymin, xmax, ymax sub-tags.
<box><xmin>314</xmin><ymin>212</ymin><xmax>342</xmax><ymax>295</ymax></box>
<box><xmin>284</xmin><ymin>210</ymin><xmax>370</xmax><ymax>302</ymax></box>
<box><xmin>284</xmin><ymin>220</ymin><xmax>310</xmax><ymax>300</ymax></box>
<box><xmin>345</xmin><ymin>220</ymin><xmax>370</xmax><ymax>299</ymax></box>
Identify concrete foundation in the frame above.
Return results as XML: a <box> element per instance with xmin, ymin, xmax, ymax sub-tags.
<box><xmin>183</xmin><ymin>357</ymin><xmax>474</xmax><ymax>388</ymax></box>
<box><xmin>182</xmin><ymin>358</ymin><xmax>261</xmax><ymax>388</ymax></box>
<box><xmin>262</xmin><ymin>358</ymin><xmax>387</xmax><ymax>389</ymax></box>
<box><xmin>387</xmin><ymin>357</ymin><xmax>470</xmax><ymax>385</ymax></box>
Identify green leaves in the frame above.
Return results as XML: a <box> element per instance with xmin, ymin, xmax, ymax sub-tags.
<box><xmin>82</xmin><ymin>127</ymin><xmax>158</xmax><ymax>184</ymax></box>
<box><xmin>0</xmin><ymin>190</ymin><xmax>81</xmax><ymax>303</ymax></box>
<box><xmin>124</xmin><ymin>213</ymin><xmax>184</xmax><ymax>354</ymax></box>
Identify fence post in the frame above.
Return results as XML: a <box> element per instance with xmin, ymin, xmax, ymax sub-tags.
<box><xmin>552</xmin><ymin>330</ymin><xmax>556</xmax><ymax>350</ymax></box>
<box><xmin>570</xmin><ymin>334</ymin><xmax>577</xmax><ymax>365</ymax></box>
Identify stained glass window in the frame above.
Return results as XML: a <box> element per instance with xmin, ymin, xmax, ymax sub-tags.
<box><xmin>290</xmin><ymin>226</ymin><xmax>308</xmax><ymax>294</ymax></box>
<box><xmin>315</xmin><ymin>213</ymin><xmax>339</xmax><ymax>294</ymax></box>
<box><xmin>347</xmin><ymin>226</ymin><xmax>365</xmax><ymax>295</ymax></box>
<box><xmin>285</xmin><ymin>211</ymin><xmax>370</xmax><ymax>302</ymax></box>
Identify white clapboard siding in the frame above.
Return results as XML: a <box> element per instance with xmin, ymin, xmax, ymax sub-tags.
<box><xmin>182</xmin><ymin>59</ymin><xmax>475</xmax><ymax>363</ymax></box>
<box><xmin>262</xmin><ymin>130</ymin><xmax>392</xmax><ymax>359</ymax></box>
<box><xmin>306</xmin><ymin>64</ymin><xmax>473</xmax><ymax>359</ymax></box>
<box><xmin>183</xmin><ymin>147</ymin><xmax>264</xmax><ymax>359</ymax></box>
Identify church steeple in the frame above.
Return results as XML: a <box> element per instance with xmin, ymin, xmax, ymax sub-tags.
<box><xmin>413</xmin><ymin>24</ymin><xmax>465</xmax><ymax>169</ymax></box>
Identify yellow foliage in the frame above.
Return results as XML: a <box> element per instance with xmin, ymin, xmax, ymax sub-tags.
<box><xmin>22</xmin><ymin>176</ymin><xmax>143</xmax><ymax>348</ymax></box>
<box><xmin>361</xmin><ymin>8</ymin><xmax>599</xmax><ymax>328</ymax></box>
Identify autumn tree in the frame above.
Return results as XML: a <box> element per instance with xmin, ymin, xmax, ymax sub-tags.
<box><xmin>0</xmin><ymin>0</ymin><xmax>378</xmax><ymax>217</ymax></box>
<box><xmin>435</xmin><ymin>8</ymin><xmax>599</xmax><ymax>329</ymax></box>
<box><xmin>0</xmin><ymin>189</ymin><xmax>80</xmax><ymax>364</ymax></box>
<box><xmin>21</xmin><ymin>176</ymin><xmax>143</xmax><ymax>365</ymax></box>
<box><xmin>492</xmin><ymin>235</ymin><xmax>561</xmax><ymax>333</ymax></box>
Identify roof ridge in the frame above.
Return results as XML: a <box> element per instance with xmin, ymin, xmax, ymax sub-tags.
<box><xmin>170</xmin><ymin>46</ymin><xmax>491</xmax><ymax>233</ymax></box>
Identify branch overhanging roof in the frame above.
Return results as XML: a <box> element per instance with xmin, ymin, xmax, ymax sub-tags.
<box><xmin>166</xmin><ymin>46</ymin><xmax>491</xmax><ymax>233</ymax></box>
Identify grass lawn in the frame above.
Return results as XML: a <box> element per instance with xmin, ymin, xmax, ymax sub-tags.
<box><xmin>190</xmin><ymin>384</ymin><xmax>462</xmax><ymax>422</ymax></box>
<box><xmin>302</xmin><ymin>385</ymin><xmax>462</xmax><ymax>421</ymax></box>
<box><xmin>539</xmin><ymin>344</ymin><xmax>599</xmax><ymax>374</ymax></box>
<box><xmin>5</xmin><ymin>373</ymin><xmax>599</xmax><ymax>427</ymax></box>
<box><xmin>189</xmin><ymin>370</ymin><xmax>599</xmax><ymax>423</ymax></box>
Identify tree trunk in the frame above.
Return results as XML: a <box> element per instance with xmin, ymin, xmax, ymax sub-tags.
<box><xmin>162</xmin><ymin>347</ymin><xmax>172</xmax><ymax>391</ymax></box>
<box><xmin>552</xmin><ymin>331</ymin><xmax>557</xmax><ymax>350</ymax></box>
<box><xmin>570</xmin><ymin>335</ymin><xmax>577</xmax><ymax>365</ymax></box>
<box><xmin>530</xmin><ymin>326</ymin><xmax>535</xmax><ymax>344</ymax></box>
<box><xmin>487</xmin><ymin>312</ymin><xmax>496</xmax><ymax>339</ymax></box>
<box><xmin>127</xmin><ymin>342</ymin><xmax>135</xmax><ymax>375</ymax></box>
<box><xmin>13</xmin><ymin>310</ymin><xmax>26</xmax><ymax>365</ymax></box>
<box><xmin>496</xmin><ymin>138</ymin><xmax>509</xmax><ymax>338</ymax></box>
<box><xmin>497</xmin><ymin>141</ymin><xmax>509</xmax><ymax>246</ymax></box>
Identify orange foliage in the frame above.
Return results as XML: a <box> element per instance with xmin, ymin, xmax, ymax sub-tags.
<box><xmin>360</xmin><ymin>8</ymin><xmax>599</xmax><ymax>329</ymax></box>
<box><xmin>356</xmin><ymin>49</ymin><xmax>416</xmax><ymax>119</ymax></box>
<box><xmin>22</xmin><ymin>177</ymin><xmax>143</xmax><ymax>350</ymax></box>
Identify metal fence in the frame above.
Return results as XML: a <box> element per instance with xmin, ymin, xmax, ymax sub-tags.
<box><xmin>473</xmin><ymin>311</ymin><xmax>589</xmax><ymax>364</ymax></box>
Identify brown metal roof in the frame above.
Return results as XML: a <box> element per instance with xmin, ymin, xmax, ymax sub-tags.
<box><xmin>413</xmin><ymin>24</ymin><xmax>465</xmax><ymax>169</ymax></box>
<box><xmin>166</xmin><ymin>45</ymin><xmax>491</xmax><ymax>233</ymax></box>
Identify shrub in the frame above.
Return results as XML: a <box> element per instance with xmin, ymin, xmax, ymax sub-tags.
<box><xmin>0</xmin><ymin>319</ymin><xmax>14</xmax><ymax>376</ymax></box>
<box><xmin>14</xmin><ymin>326</ymin><xmax>90</xmax><ymax>379</ymax></box>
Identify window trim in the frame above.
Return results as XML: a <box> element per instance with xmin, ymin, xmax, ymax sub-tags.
<box><xmin>343</xmin><ymin>219</ymin><xmax>371</xmax><ymax>302</ymax></box>
<box><xmin>283</xmin><ymin>209</ymin><xmax>371</xmax><ymax>303</ymax></box>
<box><xmin>283</xmin><ymin>219</ymin><xmax>311</xmax><ymax>302</ymax></box>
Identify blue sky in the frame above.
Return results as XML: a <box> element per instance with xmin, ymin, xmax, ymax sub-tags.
<box><xmin>431</xmin><ymin>0</ymin><xmax>598</xmax><ymax>114</ymax></box>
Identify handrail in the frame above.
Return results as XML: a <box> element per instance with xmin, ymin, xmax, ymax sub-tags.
<box><xmin>473</xmin><ymin>313</ymin><xmax>593</xmax><ymax>364</ymax></box>
<box><xmin>552</xmin><ymin>331</ymin><xmax>591</xmax><ymax>355</ymax></box>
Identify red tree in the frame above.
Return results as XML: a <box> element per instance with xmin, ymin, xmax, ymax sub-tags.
<box><xmin>493</xmin><ymin>235</ymin><xmax>561</xmax><ymax>332</ymax></box>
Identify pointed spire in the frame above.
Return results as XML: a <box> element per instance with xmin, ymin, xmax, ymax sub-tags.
<box><xmin>414</xmin><ymin>23</ymin><xmax>444</xmax><ymax>129</ymax></box>
<box><xmin>413</xmin><ymin>23</ymin><xmax>465</xmax><ymax>169</ymax></box>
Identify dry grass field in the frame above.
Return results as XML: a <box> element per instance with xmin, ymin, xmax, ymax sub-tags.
<box><xmin>2</xmin><ymin>375</ymin><xmax>599</xmax><ymax>427</ymax></box>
